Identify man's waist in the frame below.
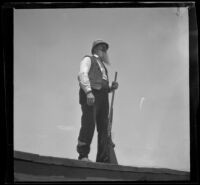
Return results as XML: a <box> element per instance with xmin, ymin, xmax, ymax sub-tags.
<box><xmin>101</xmin><ymin>79</ymin><xmax>109</xmax><ymax>89</ymax></box>
<box><xmin>90</xmin><ymin>79</ymin><xmax>109</xmax><ymax>88</ymax></box>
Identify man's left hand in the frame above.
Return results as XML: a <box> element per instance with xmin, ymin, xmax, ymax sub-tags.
<box><xmin>111</xmin><ymin>81</ymin><xmax>119</xmax><ymax>91</ymax></box>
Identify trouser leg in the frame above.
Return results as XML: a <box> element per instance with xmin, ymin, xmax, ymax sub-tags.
<box><xmin>96</xmin><ymin>93</ymin><xmax>109</xmax><ymax>162</ymax></box>
<box><xmin>77</xmin><ymin>104</ymin><xmax>95</xmax><ymax>159</ymax></box>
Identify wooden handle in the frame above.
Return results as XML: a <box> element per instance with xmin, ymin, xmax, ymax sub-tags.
<box><xmin>114</xmin><ymin>72</ymin><xmax>118</xmax><ymax>82</ymax></box>
<box><xmin>108</xmin><ymin>72</ymin><xmax>118</xmax><ymax>136</ymax></box>
<box><xmin>110</xmin><ymin>72</ymin><xmax>118</xmax><ymax>108</ymax></box>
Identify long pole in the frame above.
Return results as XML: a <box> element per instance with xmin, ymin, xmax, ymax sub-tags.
<box><xmin>108</xmin><ymin>72</ymin><xmax>118</xmax><ymax>137</ymax></box>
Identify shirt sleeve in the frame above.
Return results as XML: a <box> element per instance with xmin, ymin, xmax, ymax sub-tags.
<box><xmin>78</xmin><ymin>56</ymin><xmax>92</xmax><ymax>94</ymax></box>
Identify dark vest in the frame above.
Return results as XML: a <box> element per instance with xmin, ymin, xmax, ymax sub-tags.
<box><xmin>86</xmin><ymin>55</ymin><xmax>109</xmax><ymax>90</ymax></box>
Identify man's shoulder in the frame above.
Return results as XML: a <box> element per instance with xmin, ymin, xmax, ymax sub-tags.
<box><xmin>82</xmin><ymin>55</ymin><xmax>96</xmax><ymax>62</ymax></box>
<box><xmin>83</xmin><ymin>55</ymin><xmax>92</xmax><ymax>59</ymax></box>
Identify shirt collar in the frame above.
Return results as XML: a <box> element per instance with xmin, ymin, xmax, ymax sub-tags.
<box><xmin>93</xmin><ymin>54</ymin><xmax>106</xmax><ymax>67</ymax></box>
<box><xmin>93</xmin><ymin>54</ymin><xmax>100</xmax><ymax>58</ymax></box>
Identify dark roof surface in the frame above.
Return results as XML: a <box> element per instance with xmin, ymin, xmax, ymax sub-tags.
<box><xmin>14</xmin><ymin>150</ymin><xmax>190</xmax><ymax>181</ymax></box>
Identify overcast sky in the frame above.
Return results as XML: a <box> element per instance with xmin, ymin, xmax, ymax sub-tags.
<box><xmin>14</xmin><ymin>7</ymin><xmax>189</xmax><ymax>171</ymax></box>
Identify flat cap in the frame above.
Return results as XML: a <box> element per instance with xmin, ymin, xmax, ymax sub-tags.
<box><xmin>91</xmin><ymin>40</ymin><xmax>109</xmax><ymax>54</ymax></box>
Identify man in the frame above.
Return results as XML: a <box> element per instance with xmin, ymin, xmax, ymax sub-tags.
<box><xmin>77</xmin><ymin>40</ymin><xmax>119</xmax><ymax>162</ymax></box>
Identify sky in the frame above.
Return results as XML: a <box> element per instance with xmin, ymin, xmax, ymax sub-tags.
<box><xmin>14</xmin><ymin>7</ymin><xmax>189</xmax><ymax>171</ymax></box>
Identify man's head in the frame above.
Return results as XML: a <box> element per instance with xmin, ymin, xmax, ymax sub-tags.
<box><xmin>91</xmin><ymin>40</ymin><xmax>110</xmax><ymax>65</ymax></box>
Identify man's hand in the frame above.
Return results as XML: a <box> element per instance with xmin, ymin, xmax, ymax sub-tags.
<box><xmin>110</xmin><ymin>81</ymin><xmax>119</xmax><ymax>91</ymax></box>
<box><xmin>87</xmin><ymin>92</ymin><xmax>95</xmax><ymax>106</ymax></box>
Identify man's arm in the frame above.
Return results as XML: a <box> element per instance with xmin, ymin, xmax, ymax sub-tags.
<box><xmin>78</xmin><ymin>56</ymin><xmax>92</xmax><ymax>94</ymax></box>
<box><xmin>78</xmin><ymin>56</ymin><xmax>95</xmax><ymax>105</ymax></box>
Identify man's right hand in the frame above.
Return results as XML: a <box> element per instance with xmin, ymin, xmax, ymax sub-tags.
<box><xmin>87</xmin><ymin>92</ymin><xmax>95</xmax><ymax>106</ymax></box>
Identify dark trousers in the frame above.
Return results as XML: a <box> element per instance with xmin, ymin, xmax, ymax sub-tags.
<box><xmin>77</xmin><ymin>88</ymin><xmax>109</xmax><ymax>162</ymax></box>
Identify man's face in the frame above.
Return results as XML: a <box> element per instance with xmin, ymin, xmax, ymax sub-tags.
<box><xmin>95</xmin><ymin>44</ymin><xmax>107</xmax><ymax>57</ymax></box>
<box><xmin>95</xmin><ymin>44</ymin><xmax>110</xmax><ymax>65</ymax></box>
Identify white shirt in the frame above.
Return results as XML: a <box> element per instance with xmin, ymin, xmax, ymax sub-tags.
<box><xmin>78</xmin><ymin>54</ymin><xmax>108</xmax><ymax>93</ymax></box>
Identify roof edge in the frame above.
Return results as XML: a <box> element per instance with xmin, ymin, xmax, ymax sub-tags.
<box><xmin>14</xmin><ymin>150</ymin><xmax>190</xmax><ymax>176</ymax></box>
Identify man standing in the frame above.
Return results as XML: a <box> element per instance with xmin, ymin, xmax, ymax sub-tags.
<box><xmin>77</xmin><ymin>40</ymin><xmax>119</xmax><ymax>162</ymax></box>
